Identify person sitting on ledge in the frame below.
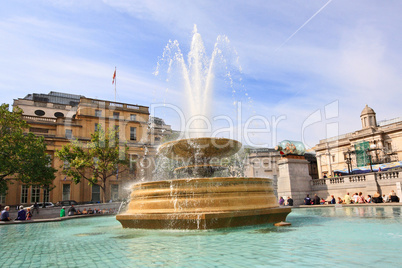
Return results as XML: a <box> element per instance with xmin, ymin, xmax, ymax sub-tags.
<box><xmin>344</xmin><ymin>192</ymin><xmax>351</xmax><ymax>204</ymax></box>
<box><xmin>68</xmin><ymin>205</ymin><xmax>76</xmax><ymax>216</ymax></box>
<box><xmin>366</xmin><ymin>195</ymin><xmax>372</xmax><ymax>203</ymax></box>
<box><xmin>26</xmin><ymin>208</ymin><xmax>32</xmax><ymax>220</ymax></box>
<box><xmin>353</xmin><ymin>193</ymin><xmax>359</xmax><ymax>204</ymax></box>
<box><xmin>313</xmin><ymin>194</ymin><xmax>320</xmax><ymax>205</ymax></box>
<box><xmin>320</xmin><ymin>198</ymin><xmax>326</xmax><ymax>205</ymax></box>
<box><xmin>330</xmin><ymin>195</ymin><xmax>336</xmax><ymax>204</ymax></box>
<box><xmin>337</xmin><ymin>197</ymin><xmax>343</xmax><ymax>204</ymax></box>
<box><xmin>16</xmin><ymin>206</ymin><xmax>26</xmax><ymax>221</ymax></box>
<box><xmin>60</xmin><ymin>206</ymin><xmax>66</xmax><ymax>217</ymax></box>
<box><xmin>389</xmin><ymin>190</ymin><xmax>400</xmax><ymax>202</ymax></box>
<box><xmin>82</xmin><ymin>208</ymin><xmax>88</xmax><ymax>214</ymax></box>
<box><xmin>88</xmin><ymin>208</ymin><xmax>94</xmax><ymax>214</ymax></box>
<box><xmin>357</xmin><ymin>192</ymin><xmax>366</xmax><ymax>203</ymax></box>
<box><xmin>286</xmin><ymin>196</ymin><xmax>293</xmax><ymax>206</ymax></box>
<box><xmin>372</xmin><ymin>192</ymin><xmax>383</xmax><ymax>203</ymax></box>
<box><xmin>304</xmin><ymin>194</ymin><xmax>311</xmax><ymax>205</ymax></box>
<box><xmin>1</xmin><ymin>206</ymin><xmax>11</xmax><ymax>221</ymax></box>
<box><xmin>278</xmin><ymin>196</ymin><xmax>285</xmax><ymax>206</ymax></box>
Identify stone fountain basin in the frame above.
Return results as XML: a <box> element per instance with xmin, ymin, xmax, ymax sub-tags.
<box><xmin>116</xmin><ymin>177</ymin><xmax>290</xmax><ymax>229</ymax></box>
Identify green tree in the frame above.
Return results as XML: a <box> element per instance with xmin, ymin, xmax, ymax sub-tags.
<box><xmin>56</xmin><ymin>126</ymin><xmax>130</xmax><ymax>203</ymax></box>
<box><xmin>0</xmin><ymin>104</ymin><xmax>56</xmax><ymax>195</ymax></box>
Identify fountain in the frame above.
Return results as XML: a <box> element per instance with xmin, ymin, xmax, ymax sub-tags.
<box><xmin>116</xmin><ymin>26</ymin><xmax>291</xmax><ymax>229</ymax></box>
<box><xmin>116</xmin><ymin>137</ymin><xmax>291</xmax><ymax>229</ymax></box>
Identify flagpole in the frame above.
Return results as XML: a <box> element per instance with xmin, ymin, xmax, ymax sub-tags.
<box><xmin>114</xmin><ymin>66</ymin><xmax>116</xmax><ymax>102</ymax></box>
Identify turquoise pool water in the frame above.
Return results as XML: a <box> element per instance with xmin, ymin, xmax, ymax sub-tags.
<box><xmin>0</xmin><ymin>206</ymin><xmax>401</xmax><ymax>267</ymax></box>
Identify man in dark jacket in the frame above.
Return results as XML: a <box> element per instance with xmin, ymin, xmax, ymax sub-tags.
<box><xmin>16</xmin><ymin>206</ymin><xmax>26</xmax><ymax>220</ymax></box>
<box><xmin>287</xmin><ymin>196</ymin><xmax>293</xmax><ymax>206</ymax></box>
<box><xmin>304</xmin><ymin>194</ymin><xmax>311</xmax><ymax>205</ymax></box>
<box><xmin>313</xmin><ymin>194</ymin><xmax>321</xmax><ymax>205</ymax></box>
<box><xmin>0</xmin><ymin>206</ymin><xmax>11</xmax><ymax>221</ymax></box>
<box><xmin>68</xmin><ymin>205</ymin><xmax>77</xmax><ymax>216</ymax></box>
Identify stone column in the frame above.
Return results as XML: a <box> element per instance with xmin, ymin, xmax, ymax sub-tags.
<box><xmin>277</xmin><ymin>156</ymin><xmax>312</xmax><ymax>206</ymax></box>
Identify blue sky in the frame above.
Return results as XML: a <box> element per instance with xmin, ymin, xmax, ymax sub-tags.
<box><xmin>1</xmin><ymin>0</ymin><xmax>401</xmax><ymax>148</ymax></box>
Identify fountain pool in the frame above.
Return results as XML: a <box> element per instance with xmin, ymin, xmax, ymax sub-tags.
<box><xmin>1</xmin><ymin>206</ymin><xmax>401</xmax><ymax>266</ymax></box>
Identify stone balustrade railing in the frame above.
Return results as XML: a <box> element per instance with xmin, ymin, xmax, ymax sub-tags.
<box><xmin>312</xmin><ymin>174</ymin><xmax>367</xmax><ymax>186</ymax></box>
<box><xmin>312</xmin><ymin>170</ymin><xmax>400</xmax><ymax>187</ymax></box>
<box><xmin>375</xmin><ymin>170</ymin><xmax>400</xmax><ymax>180</ymax></box>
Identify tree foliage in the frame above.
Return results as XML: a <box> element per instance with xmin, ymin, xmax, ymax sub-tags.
<box><xmin>0</xmin><ymin>104</ymin><xmax>56</xmax><ymax>195</ymax></box>
<box><xmin>56</xmin><ymin>126</ymin><xmax>130</xmax><ymax>203</ymax></box>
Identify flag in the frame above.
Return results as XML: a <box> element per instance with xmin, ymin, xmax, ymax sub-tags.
<box><xmin>112</xmin><ymin>68</ymin><xmax>116</xmax><ymax>84</ymax></box>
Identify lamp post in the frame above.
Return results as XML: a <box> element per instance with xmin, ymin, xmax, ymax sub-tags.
<box><xmin>344</xmin><ymin>149</ymin><xmax>354</xmax><ymax>175</ymax></box>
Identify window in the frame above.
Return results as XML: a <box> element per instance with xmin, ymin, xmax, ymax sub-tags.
<box><xmin>95</xmin><ymin>110</ymin><xmax>102</xmax><ymax>117</ymax></box>
<box><xmin>95</xmin><ymin>123</ymin><xmax>100</xmax><ymax>132</ymax></box>
<box><xmin>29</xmin><ymin>128</ymin><xmax>49</xmax><ymax>134</ymax></box>
<box><xmin>0</xmin><ymin>193</ymin><xmax>5</xmax><ymax>204</ymax></box>
<box><xmin>62</xmin><ymin>184</ymin><xmax>70</xmax><ymax>201</ymax></box>
<box><xmin>130</xmin><ymin>114</ymin><xmax>136</xmax><ymax>121</ymax></box>
<box><xmin>92</xmin><ymin>185</ymin><xmax>101</xmax><ymax>202</ymax></box>
<box><xmin>21</xmin><ymin>185</ymin><xmax>29</xmax><ymax>203</ymax></box>
<box><xmin>387</xmin><ymin>142</ymin><xmax>392</xmax><ymax>151</ymax></box>
<box><xmin>111</xmin><ymin>184</ymin><xmax>119</xmax><ymax>201</ymax></box>
<box><xmin>34</xmin><ymin>110</ymin><xmax>45</xmax><ymax>116</ymax></box>
<box><xmin>31</xmin><ymin>186</ymin><xmax>40</xmax><ymax>203</ymax></box>
<box><xmin>54</xmin><ymin>112</ymin><xmax>64</xmax><ymax>118</ymax></box>
<box><xmin>65</xmin><ymin>129</ymin><xmax>72</xmax><ymax>139</ymax></box>
<box><xmin>115</xmin><ymin>125</ymin><xmax>119</xmax><ymax>139</ymax></box>
<box><xmin>43</xmin><ymin>188</ymin><xmax>50</xmax><ymax>203</ymax></box>
<box><xmin>130</xmin><ymin>127</ymin><xmax>137</xmax><ymax>141</ymax></box>
<box><xmin>113</xmin><ymin>112</ymin><xmax>120</xmax><ymax>119</ymax></box>
<box><xmin>332</xmin><ymin>155</ymin><xmax>335</xmax><ymax>162</ymax></box>
<box><xmin>46</xmin><ymin>154</ymin><xmax>52</xmax><ymax>168</ymax></box>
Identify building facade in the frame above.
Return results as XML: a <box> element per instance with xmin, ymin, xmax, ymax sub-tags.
<box><xmin>314</xmin><ymin>105</ymin><xmax>402</xmax><ymax>178</ymax></box>
<box><xmin>2</xmin><ymin>91</ymin><xmax>172</xmax><ymax>206</ymax></box>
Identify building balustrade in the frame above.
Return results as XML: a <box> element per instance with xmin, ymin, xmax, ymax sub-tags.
<box><xmin>348</xmin><ymin>175</ymin><xmax>366</xmax><ymax>182</ymax></box>
<box><xmin>375</xmin><ymin>170</ymin><xmax>400</xmax><ymax>180</ymax></box>
<box><xmin>23</xmin><ymin>115</ymin><xmax>57</xmax><ymax>122</ymax></box>
<box><xmin>312</xmin><ymin>174</ymin><xmax>368</xmax><ymax>186</ymax></box>
<box><xmin>330</xmin><ymin>177</ymin><xmax>345</xmax><ymax>184</ymax></box>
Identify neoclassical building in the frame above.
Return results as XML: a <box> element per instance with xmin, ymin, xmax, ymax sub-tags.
<box><xmin>314</xmin><ymin>105</ymin><xmax>402</xmax><ymax>177</ymax></box>
<box><xmin>2</xmin><ymin>91</ymin><xmax>171</xmax><ymax>206</ymax></box>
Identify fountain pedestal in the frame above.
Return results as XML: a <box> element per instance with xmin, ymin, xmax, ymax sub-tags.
<box><xmin>117</xmin><ymin>138</ymin><xmax>291</xmax><ymax>229</ymax></box>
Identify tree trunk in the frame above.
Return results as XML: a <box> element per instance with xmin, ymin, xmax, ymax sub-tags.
<box><xmin>102</xmin><ymin>178</ymin><xmax>107</xmax><ymax>203</ymax></box>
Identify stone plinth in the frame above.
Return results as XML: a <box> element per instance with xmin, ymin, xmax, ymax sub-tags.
<box><xmin>277</xmin><ymin>157</ymin><xmax>312</xmax><ymax>206</ymax></box>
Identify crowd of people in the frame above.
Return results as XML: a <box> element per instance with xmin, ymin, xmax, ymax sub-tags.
<box><xmin>59</xmin><ymin>205</ymin><xmax>117</xmax><ymax>217</ymax></box>
<box><xmin>302</xmin><ymin>190</ymin><xmax>400</xmax><ymax>205</ymax></box>
<box><xmin>0</xmin><ymin>205</ymin><xmax>33</xmax><ymax>221</ymax></box>
<box><xmin>0</xmin><ymin>204</ymin><xmax>117</xmax><ymax>222</ymax></box>
<box><xmin>278</xmin><ymin>196</ymin><xmax>293</xmax><ymax>206</ymax></box>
